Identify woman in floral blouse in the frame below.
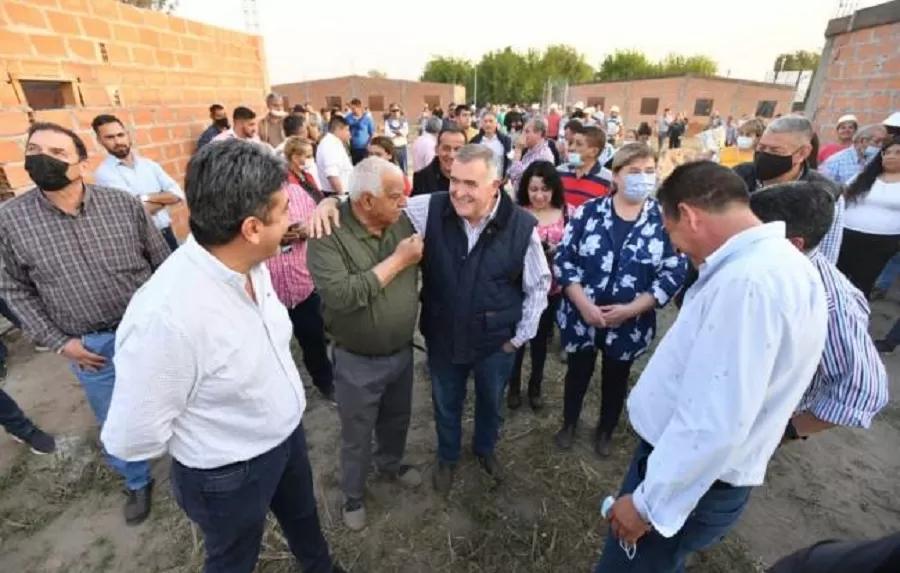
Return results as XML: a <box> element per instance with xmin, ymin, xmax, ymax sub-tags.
<box><xmin>507</xmin><ymin>161</ymin><xmax>570</xmax><ymax>411</ymax></box>
<box><xmin>553</xmin><ymin>143</ymin><xmax>687</xmax><ymax>457</ymax></box>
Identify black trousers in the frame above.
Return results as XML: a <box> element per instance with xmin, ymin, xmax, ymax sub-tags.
<box><xmin>562</xmin><ymin>346</ymin><xmax>633</xmax><ymax>435</ymax></box>
<box><xmin>350</xmin><ymin>147</ymin><xmax>367</xmax><ymax>165</ymax></box>
<box><xmin>287</xmin><ymin>292</ymin><xmax>334</xmax><ymax>394</ymax></box>
<box><xmin>509</xmin><ymin>294</ymin><xmax>560</xmax><ymax>398</ymax></box>
<box><xmin>837</xmin><ymin>228</ymin><xmax>900</xmax><ymax>298</ymax></box>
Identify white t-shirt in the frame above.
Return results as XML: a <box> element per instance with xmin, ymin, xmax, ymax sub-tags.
<box><xmin>843</xmin><ymin>178</ymin><xmax>900</xmax><ymax>235</ymax></box>
<box><xmin>315</xmin><ymin>133</ymin><xmax>353</xmax><ymax>194</ymax></box>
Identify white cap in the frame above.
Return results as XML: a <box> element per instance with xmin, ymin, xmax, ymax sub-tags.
<box><xmin>837</xmin><ymin>114</ymin><xmax>858</xmax><ymax>126</ymax></box>
<box><xmin>584</xmin><ymin>106</ymin><xmax>596</xmax><ymax>115</ymax></box>
<box><xmin>573</xmin><ymin>101</ymin><xmax>584</xmax><ymax>109</ymax></box>
<box><xmin>549</xmin><ymin>103</ymin><xmax>559</xmax><ymax>111</ymax></box>
<box><xmin>883</xmin><ymin>112</ymin><xmax>900</xmax><ymax>128</ymax></box>
<box><xmin>610</xmin><ymin>105</ymin><xmax>620</xmax><ymax>113</ymax></box>
<box><xmin>531</xmin><ymin>103</ymin><xmax>540</xmax><ymax>110</ymax></box>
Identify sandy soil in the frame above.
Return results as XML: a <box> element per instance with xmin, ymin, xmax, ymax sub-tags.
<box><xmin>0</xmin><ymin>296</ymin><xmax>898</xmax><ymax>572</ymax></box>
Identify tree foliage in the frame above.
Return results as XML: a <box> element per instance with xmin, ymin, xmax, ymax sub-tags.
<box><xmin>594</xmin><ymin>50</ymin><xmax>718</xmax><ymax>81</ymax></box>
<box><xmin>773</xmin><ymin>50</ymin><xmax>821</xmax><ymax>72</ymax></box>
<box><xmin>118</xmin><ymin>0</ymin><xmax>178</xmax><ymax>12</ymax></box>
<box><xmin>367</xmin><ymin>69</ymin><xmax>388</xmax><ymax>79</ymax></box>
<box><xmin>421</xmin><ymin>46</ymin><xmax>717</xmax><ymax>103</ymax></box>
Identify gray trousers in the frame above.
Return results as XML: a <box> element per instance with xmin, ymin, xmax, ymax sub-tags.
<box><xmin>333</xmin><ymin>345</ymin><xmax>414</xmax><ymax>500</ymax></box>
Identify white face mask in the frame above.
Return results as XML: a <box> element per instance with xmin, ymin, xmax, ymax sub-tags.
<box><xmin>305</xmin><ymin>158</ymin><xmax>316</xmax><ymax>171</ymax></box>
<box><xmin>736</xmin><ymin>136</ymin><xmax>754</xmax><ymax>150</ymax></box>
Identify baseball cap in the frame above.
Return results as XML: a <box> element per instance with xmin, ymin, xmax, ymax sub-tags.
<box><xmin>883</xmin><ymin>112</ymin><xmax>900</xmax><ymax>128</ymax></box>
<box><xmin>837</xmin><ymin>114</ymin><xmax>858</xmax><ymax>125</ymax></box>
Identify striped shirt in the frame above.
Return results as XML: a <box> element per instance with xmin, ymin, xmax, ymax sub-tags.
<box><xmin>796</xmin><ymin>251</ymin><xmax>889</xmax><ymax>427</ymax></box>
<box><xmin>557</xmin><ymin>161</ymin><xmax>613</xmax><ymax>208</ymax></box>
<box><xmin>265</xmin><ymin>183</ymin><xmax>317</xmax><ymax>309</ymax></box>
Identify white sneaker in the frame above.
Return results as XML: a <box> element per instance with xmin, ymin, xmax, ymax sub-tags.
<box><xmin>393</xmin><ymin>465</ymin><xmax>422</xmax><ymax>489</ymax></box>
<box><xmin>342</xmin><ymin>499</ymin><xmax>366</xmax><ymax>531</ymax></box>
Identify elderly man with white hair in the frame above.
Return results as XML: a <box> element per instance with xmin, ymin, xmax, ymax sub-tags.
<box><xmin>507</xmin><ymin>117</ymin><xmax>556</xmax><ymax>190</ymax></box>
<box><xmin>306</xmin><ymin>156</ymin><xmax>424</xmax><ymax>532</ymax></box>
<box><xmin>821</xmin><ymin>123</ymin><xmax>887</xmax><ymax>184</ymax></box>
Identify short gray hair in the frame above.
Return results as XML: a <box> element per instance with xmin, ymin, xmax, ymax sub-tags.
<box><xmin>528</xmin><ymin>117</ymin><xmax>548</xmax><ymax>136</ymax></box>
<box><xmin>455</xmin><ymin>144</ymin><xmax>499</xmax><ymax>180</ymax></box>
<box><xmin>349</xmin><ymin>156</ymin><xmax>403</xmax><ymax>200</ymax></box>
<box><xmin>854</xmin><ymin>124</ymin><xmax>886</xmax><ymax>143</ymax></box>
<box><xmin>424</xmin><ymin>116</ymin><xmax>442</xmax><ymax>134</ymax></box>
<box><xmin>765</xmin><ymin>116</ymin><xmax>814</xmax><ymax>144</ymax></box>
<box><xmin>266</xmin><ymin>92</ymin><xmax>281</xmax><ymax>105</ymax></box>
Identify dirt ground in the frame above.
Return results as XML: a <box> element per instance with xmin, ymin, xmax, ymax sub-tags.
<box><xmin>1</xmin><ymin>292</ymin><xmax>899</xmax><ymax>573</ymax></box>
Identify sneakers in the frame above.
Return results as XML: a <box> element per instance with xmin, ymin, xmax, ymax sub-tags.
<box><xmin>392</xmin><ymin>465</ymin><xmax>422</xmax><ymax>489</ymax></box>
<box><xmin>475</xmin><ymin>453</ymin><xmax>504</xmax><ymax>483</ymax></box>
<box><xmin>11</xmin><ymin>426</ymin><xmax>57</xmax><ymax>455</ymax></box>
<box><xmin>342</xmin><ymin>498</ymin><xmax>366</xmax><ymax>531</ymax></box>
<box><xmin>529</xmin><ymin>395</ymin><xmax>544</xmax><ymax>412</ymax></box>
<box><xmin>554</xmin><ymin>425</ymin><xmax>575</xmax><ymax>450</ymax></box>
<box><xmin>124</xmin><ymin>480</ymin><xmax>154</xmax><ymax>525</ymax></box>
<box><xmin>432</xmin><ymin>461</ymin><xmax>456</xmax><ymax>496</ymax></box>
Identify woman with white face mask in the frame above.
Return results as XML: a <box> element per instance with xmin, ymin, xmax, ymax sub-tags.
<box><xmin>719</xmin><ymin>118</ymin><xmax>766</xmax><ymax>168</ymax></box>
<box><xmin>553</xmin><ymin>143</ymin><xmax>687</xmax><ymax>457</ymax></box>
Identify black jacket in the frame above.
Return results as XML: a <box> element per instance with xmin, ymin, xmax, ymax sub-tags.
<box><xmin>411</xmin><ymin>157</ymin><xmax>450</xmax><ymax>197</ymax></box>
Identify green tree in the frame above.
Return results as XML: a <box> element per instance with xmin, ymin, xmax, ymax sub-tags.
<box><xmin>773</xmin><ymin>50</ymin><xmax>821</xmax><ymax>71</ymax></box>
<box><xmin>367</xmin><ymin>69</ymin><xmax>388</xmax><ymax>79</ymax></box>
<box><xmin>119</xmin><ymin>0</ymin><xmax>178</xmax><ymax>12</ymax></box>
<box><xmin>595</xmin><ymin>50</ymin><xmax>658</xmax><ymax>81</ymax></box>
<box><xmin>477</xmin><ymin>47</ymin><xmax>537</xmax><ymax>104</ymax></box>
<box><xmin>659</xmin><ymin>53</ymin><xmax>718</xmax><ymax>76</ymax></box>
<box><xmin>420</xmin><ymin>56</ymin><xmax>475</xmax><ymax>98</ymax></box>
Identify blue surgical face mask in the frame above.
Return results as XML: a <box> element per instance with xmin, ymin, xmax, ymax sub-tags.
<box><xmin>622</xmin><ymin>173</ymin><xmax>656</xmax><ymax>202</ymax></box>
<box><xmin>568</xmin><ymin>152</ymin><xmax>583</xmax><ymax>167</ymax></box>
<box><xmin>865</xmin><ymin>145</ymin><xmax>880</xmax><ymax>160</ymax></box>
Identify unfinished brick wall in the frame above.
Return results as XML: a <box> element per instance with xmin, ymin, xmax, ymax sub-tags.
<box><xmin>806</xmin><ymin>1</ymin><xmax>900</xmax><ymax>136</ymax></box>
<box><xmin>0</xmin><ymin>0</ymin><xmax>269</xmax><ymax>237</ymax></box>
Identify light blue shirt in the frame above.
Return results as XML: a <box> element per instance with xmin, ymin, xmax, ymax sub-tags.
<box><xmin>94</xmin><ymin>154</ymin><xmax>184</xmax><ymax>230</ymax></box>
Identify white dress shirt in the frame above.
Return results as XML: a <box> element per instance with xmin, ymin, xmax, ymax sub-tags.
<box><xmin>101</xmin><ymin>236</ymin><xmax>307</xmax><ymax>469</ymax></box>
<box><xmin>315</xmin><ymin>132</ymin><xmax>353</xmax><ymax>194</ymax></box>
<box><xmin>403</xmin><ymin>194</ymin><xmax>551</xmax><ymax>348</ymax></box>
<box><xmin>626</xmin><ymin>222</ymin><xmax>828</xmax><ymax>538</ymax></box>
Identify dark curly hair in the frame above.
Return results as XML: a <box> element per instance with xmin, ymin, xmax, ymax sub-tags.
<box><xmin>516</xmin><ymin>160</ymin><xmax>565</xmax><ymax>209</ymax></box>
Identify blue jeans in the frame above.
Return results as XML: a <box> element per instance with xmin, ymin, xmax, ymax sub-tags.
<box><xmin>395</xmin><ymin>145</ymin><xmax>408</xmax><ymax>173</ymax></box>
<box><xmin>71</xmin><ymin>331</ymin><xmax>152</xmax><ymax>490</ymax></box>
<box><xmin>594</xmin><ymin>440</ymin><xmax>752</xmax><ymax>573</ymax></box>
<box><xmin>171</xmin><ymin>423</ymin><xmax>333</xmax><ymax>573</ymax></box>
<box><xmin>0</xmin><ymin>387</ymin><xmax>36</xmax><ymax>438</ymax></box>
<box><xmin>428</xmin><ymin>347</ymin><xmax>516</xmax><ymax>463</ymax></box>
<box><xmin>876</xmin><ymin>253</ymin><xmax>900</xmax><ymax>291</ymax></box>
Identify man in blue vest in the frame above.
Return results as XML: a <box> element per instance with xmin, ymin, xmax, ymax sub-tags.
<box><xmin>306</xmin><ymin>144</ymin><xmax>552</xmax><ymax>495</ymax></box>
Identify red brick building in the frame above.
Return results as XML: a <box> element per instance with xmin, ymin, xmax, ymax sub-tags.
<box><xmin>805</xmin><ymin>0</ymin><xmax>900</xmax><ymax>134</ymax></box>
<box><xmin>0</xmin><ymin>0</ymin><xmax>269</xmax><ymax>236</ymax></box>
<box><xmin>273</xmin><ymin>75</ymin><xmax>465</xmax><ymax>117</ymax></box>
<box><xmin>567</xmin><ymin>74</ymin><xmax>795</xmax><ymax>136</ymax></box>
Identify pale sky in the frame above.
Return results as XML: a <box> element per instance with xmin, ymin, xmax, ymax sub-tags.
<box><xmin>174</xmin><ymin>0</ymin><xmax>881</xmax><ymax>86</ymax></box>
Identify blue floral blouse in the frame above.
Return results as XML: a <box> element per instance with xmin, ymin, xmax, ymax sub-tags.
<box><xmin>553</xmin><ymin>195</ymin><xmax>687</xmax><ymax>361</ymax></box>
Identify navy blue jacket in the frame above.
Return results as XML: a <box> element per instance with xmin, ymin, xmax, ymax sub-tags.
<box><xmin>420</xmin><ymin>191</ymin><xmax>536</xmax><ymax>364</ymax></box>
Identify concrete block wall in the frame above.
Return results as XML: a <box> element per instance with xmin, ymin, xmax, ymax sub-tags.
<box><xmin>0</xmin><ymin>0</ymin><xmax>269</xmax><ymax>237</ymax></box>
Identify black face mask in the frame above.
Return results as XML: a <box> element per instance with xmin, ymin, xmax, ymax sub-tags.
<box><xmin>24</xmin><ymin>154</ymin><xmax>75</xmax><ymax>192</ymax></box>
<box><xmin>754</xmin><ymin>150</ymin><xmax>795</xmax><ymax>182</ymax></box>
<box><xmin>213</xmin><ymin>117</ymin><xmax>230</xmax><ymax>129</ymax></box>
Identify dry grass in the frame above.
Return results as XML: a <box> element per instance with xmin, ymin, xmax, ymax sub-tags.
<box><xmin>0</xmin><ymin>308</ymin><xmax>764</xmax><ymax>572</ymax></box>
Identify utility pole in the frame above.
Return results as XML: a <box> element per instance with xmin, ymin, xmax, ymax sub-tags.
<box><xmin>243</xmin><ymin>0</ymin><xmax>260</xmax><ymax>33</ymax></box>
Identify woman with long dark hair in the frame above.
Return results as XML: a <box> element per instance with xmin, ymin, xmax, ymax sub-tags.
<box><xmin>837</xmin><ymin>136</ymin><xmax>900</xmax><ymax>297</ymax></box>
<box><xmin>506</xmin><ymin>160</ymin><xmax>568</xmax><ymax>411</ymax></box>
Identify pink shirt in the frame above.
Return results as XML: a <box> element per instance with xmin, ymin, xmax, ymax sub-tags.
<box><xmin>530</xmin><ymin>207</ymin><xmax>569</xmax><ymax>295</ymax></box>
<box><xmin>266</xmin><ymin>184</ymin><xmax>317</xmax><ymax>308</ymax></box>
<box><xmin>411</xmin><ymin>132</ymin><xmax>436</xmax><ymax>173</ymax></box>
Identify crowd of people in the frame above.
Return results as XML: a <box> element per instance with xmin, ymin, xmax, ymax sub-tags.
<box><xmin>0</xmin><ymin>90</ymin><xmax>897</xmax><ymax>573</ymax></box>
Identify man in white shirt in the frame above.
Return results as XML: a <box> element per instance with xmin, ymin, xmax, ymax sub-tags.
<box><xmin>101</xmin><ymin>140</ymin><xmax>345</xmax><ymax>573</ymax></box>
<box><xmin>411</xmin><ymin>116</ymin><xmax>441</xmax><ymax>173</ymax></box>
<box><xmin>316</xmin><ymin>115</ymin><xmax>353</xmax><ymax>195</ymax></box>
<box><xmin>92</xmin><ymin>114</ymin><xmax>184</xmax><ymax>251</ymax></box>
<box><xmin>595</xmin><ymin>161</ymin><xmax>828</xmax><ymax>573</ymax></box>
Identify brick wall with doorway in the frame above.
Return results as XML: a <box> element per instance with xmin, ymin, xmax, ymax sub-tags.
<box><xmin>806</xmin><ymin>1</ymin><xmax>900</xmax><ymax>138</ymax></box>
<box><xmin>567</xmin><ymin>75</ymin><xmax>794</xmax><ymax>137</ymax></box>
<box><xmin>0</xmin><ymin>0</ymin><xmax>269</xmax><ymax>238</ymax></box>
